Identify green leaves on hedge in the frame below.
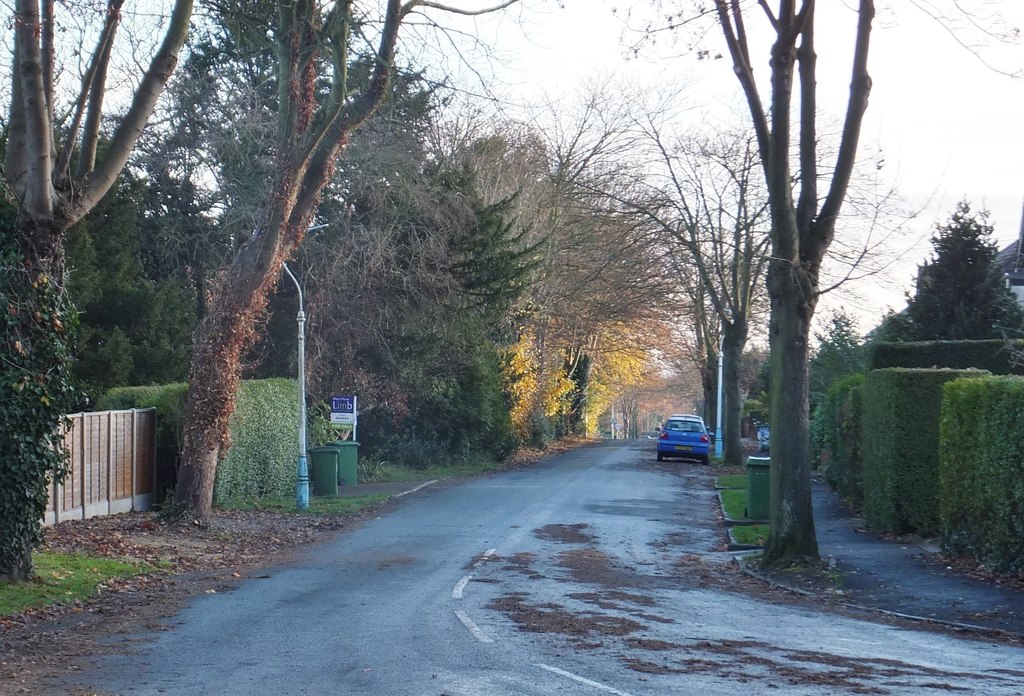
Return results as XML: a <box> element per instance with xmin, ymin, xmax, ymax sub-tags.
<box><xmin>940</xmin><ymin>376</ymin><xmax>1024</xmax><ymax>574</ymax></box>
<box><xmin>860</xmin><ymin>368</ymin><xmax>987</xmax><ymax>535</ymax></box>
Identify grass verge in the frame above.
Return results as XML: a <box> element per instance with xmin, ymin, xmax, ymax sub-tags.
<box><xmin>731</xmin><ymin>525</ymin><xmax>770</xmax><ymax>546</ymax></box>
<box><xmin>716</xmin><ymin>474</ymin><xmax>746</xmax><ymax>490</ymax></box>
<box><xmin>219</xmin><ymin>494</ymin><xmax>389</xmax><ymax>514</ymax></box>
<box><xmin>0</xmin><ymin>553</ymin><xmax>152</xmax><ymax>616</ymax></box>
<box><xmin>720</xmin><ymin>488</ymin><xmax>747</xmax><ymax>519</ymax></box>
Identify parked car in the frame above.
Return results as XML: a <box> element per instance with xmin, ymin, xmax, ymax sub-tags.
<box><xmin>656</xmin><ymin>414</ymin><xmax>710</xmax><ymax>464</ymax></box>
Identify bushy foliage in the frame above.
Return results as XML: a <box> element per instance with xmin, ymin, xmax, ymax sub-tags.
<box><xmin>357</xmin><ymin>340</ymin><xmax>517</xmax><ymax>468</ymax></box>
<box><xmin>0</xmin><ymin>244</ymin><xmax>80</xmax><ymax>580</ymax></box>
<box><xmin>98</xmin><ymin>380</ymin><xmax>303</xmax><ymax>503</ymax></box>
<box><xmin>869</xmin><ymin>339</ymin><xmax>1024</xmax><ymax>375</ymax></box>
<box><xmin>895</xmin><ymin>201</ymin><xmax>1024</xmax><ymax>341</ymax></box>
<box><xmin>811</xmin><ymin>373</ymin><xmax>865</xmax><ymax>506</ymax></box>
<box><xmin>860</xmin><ymin>368</ymin><xmax>987</xmax><ymax>535</ymax></box>
<box><xmin>809</xmin><ymin>310</ymin><xmax>865</xmax><ymax>412</ymax></box>
<box><xmin>66</xmin><ymin>176</ymin><xmax>196</xmax><ymax>394</ymax></box>
<box><xmin>940</xmin><ymin>376</ymin><xmax>1024</xmax><ymax>574</ymax></box>
<box><xmin>214</xmin><ymin>379</ymin><xmax>300</xmax><ymax>501</ymax></box>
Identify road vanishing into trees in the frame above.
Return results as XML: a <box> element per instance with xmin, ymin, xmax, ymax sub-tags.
<box><xmin>75</xmin><ymin>441</ymin><xmax>1023</xmax><ymax>695</ymax></box>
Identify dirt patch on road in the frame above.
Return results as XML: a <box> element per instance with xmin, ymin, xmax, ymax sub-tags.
<box><xmin>533</xmin><ymin>523</ymin><xmax>594</xmax><ymax>544</ymax></box>
<box><xmin>488</xmin><ymin>592</ymin><xmax>644</xmax><ymax>639</ymax></box>
<box><xmin>558</xmin><ymin>548</ymin><xmax>650</xmax><ymax>589</ymax></box>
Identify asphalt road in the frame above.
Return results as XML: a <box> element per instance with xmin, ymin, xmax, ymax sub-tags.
<box><xmin>78</xmin><ymin>440</ymin><xmax>1024</xmax><ymax>695</ymax></box>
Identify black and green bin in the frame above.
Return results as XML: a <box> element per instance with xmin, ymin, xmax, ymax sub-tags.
<box><xmin>310</xmin><ymin>446</ymin><xmax>339</xmax><ymax>496</ymax></box>
<box><xmin>326</xmin><ymin>441</ymin><xmax>359</xmax><ymax>487</ymax></box>
<box><xmin>745</xmin><ymin>456</ymin><xmax>770</xmax><ymax>520</ymax></box>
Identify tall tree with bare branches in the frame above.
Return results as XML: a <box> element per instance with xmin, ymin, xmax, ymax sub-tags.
<box><xmin>709</xmin><ymin>1</ymin><xmax>875</xmax><ymax>564</ymax></box>
<box><xmin>1</xmin><ymin>0</ymin><xmax>195</xmax><ymax>582</ymax></box>
<box><xmin>620</xmin><ymin>123</ymin><xmax>771</xmax><ymax>467</ymax></box>
<box><xmin>173</xmin><ymin>0</ymin><xmax>520</xmax><ymax>520</ymax></box>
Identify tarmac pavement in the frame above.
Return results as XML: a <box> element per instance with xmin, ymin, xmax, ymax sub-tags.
<box><xmin>812</xmin><ymin>477</ymin><xmax>1024</xmax><ymax>637</ymax></box>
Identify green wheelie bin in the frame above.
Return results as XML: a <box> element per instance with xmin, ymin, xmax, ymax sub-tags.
<box><xmin>745</xmin><ymin>456</ymin><xmax>770</xmax><ymax>520</ymax></box>
<box><xmin>326</xmin><ymin>441</ymin><xmax>359</xmax><ymax>487</ymax></box>
<box><xmin>310</xmin><ymin>446</ymin><xmax>339</xmax><ymax>496</ymax></box>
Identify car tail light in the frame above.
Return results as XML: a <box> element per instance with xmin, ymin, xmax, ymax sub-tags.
<box><xmin>700</xmin><ymin>434</ymin><xmax>709</xmax><ymax>443</ymax></box>
<box><xmin>659</xmin><ymin>431</ymin><xmax>668</xmax><ymax>440</ymax></box>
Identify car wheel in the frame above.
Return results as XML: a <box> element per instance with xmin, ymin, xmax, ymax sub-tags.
<box><xmin>656</xmin><ymin>452</ymin><xmax>664</xmax><ymax>462</ymax></box>
<box><xmin>699</xmin><ymin>455</ymin><xmax>709</xmax><ymax>465</ymax></box>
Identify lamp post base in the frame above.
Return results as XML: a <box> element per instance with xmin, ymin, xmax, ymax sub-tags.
<box><xmin>296</xmin><ymin>454</ymin><xmax>310</xmax><ymax>509</ymax></box>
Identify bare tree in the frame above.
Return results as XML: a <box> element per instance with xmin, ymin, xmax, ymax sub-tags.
<box><xmin>1</xmin><ymin>0</ymin><xmax>195</xmax><ymax>581</ymax></box>
<box><xmin>622</xmin><ymin>123</ymin><xmax>771</xmax><ymax>466</ymax></box>
<box><xmin>173</xmin><ymin>0</ymin><xmax>521</xmax><ymax>520</ymax></box>
<box><xmin>710</xmin><ymin>1</ymin><xmax>875</xmax><ymax>565</ymax></box>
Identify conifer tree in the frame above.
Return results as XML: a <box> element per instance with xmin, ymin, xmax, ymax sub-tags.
<box><xmin>904</xmin><ymin>201</ymin><xmax>1024</xmax><ymax>340</ymax></box>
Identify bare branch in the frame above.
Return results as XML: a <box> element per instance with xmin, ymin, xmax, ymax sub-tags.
<box><xmin>403</xmin><ymin>0</ymin><xmax>519</xmax><ymax>18</ymax></box>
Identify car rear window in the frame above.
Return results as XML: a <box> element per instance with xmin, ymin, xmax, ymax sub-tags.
<box><xmin>665</xmin><ymin>420</ymin><xmax>703</xmax><ymax>432</ymax></box>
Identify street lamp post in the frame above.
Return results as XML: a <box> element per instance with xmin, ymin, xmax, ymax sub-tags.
<box><xmin>715</xmin><ymin>333</ymin><xmax>724</xmax><ymax>459</ymax></box>
<box><xmin>282</xmin><ymin>263</ymin><xmax>309</xmax><ymax>510</ymax></box>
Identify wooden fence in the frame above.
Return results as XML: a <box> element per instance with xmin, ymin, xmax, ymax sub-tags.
<box><xmin>44</xmin><ymin>408</ymin><xmax>157</xmax><ymax>526</ymax></box>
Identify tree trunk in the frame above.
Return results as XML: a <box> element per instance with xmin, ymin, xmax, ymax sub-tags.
<box><xmin>173</xmin><ymin>224</ymin><xmax>291</xmax><ymax>519</ymax></box>
<box><xmin>0</xmin><ymin>219</ymin><xmax>76</xmax><ymax>581</ymax></box>
<box><xmin>701</xmin><ymin>354</ymin><xmax>716</xmax><ymax>426</ymax></box>
<box><xmin>722</xmin><ymin>320</ymin><xmax>747</xmax><ymax>467</ymax></box>
<box><xmin>762</xmin><ymin>273</ymin><xmax>819</xmax><ymax>565</ymax></box>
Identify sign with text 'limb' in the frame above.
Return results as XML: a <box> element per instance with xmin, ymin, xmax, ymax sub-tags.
<box><xmin>330</xmin><ymin>395</ymin><xmax>357</xmax><ymax>425</ymax></box>
<box><xmin>330</xmin><ymin>395</ymin><xmax>358</xmax><ymax>440</ymax></box>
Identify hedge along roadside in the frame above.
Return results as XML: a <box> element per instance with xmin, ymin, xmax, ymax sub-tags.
<box><xmin>811</xmin><ymin>373</ymin><xmax>865</xmax><ymax>508</ymax></box>
<box><xmin>869</xmin><ymin>339</ymin><xmax>1024</xmax><ymax>375</ymax></box>
<box><xmin>214</xmin><ymin>379</ymin><xmax>299</xmax><ymax>502</ymax></box>
<box><xmin>860</xmin><ymin>368</ymin><xmax>989</xmax><ymax>535</ymax></box>
<box><xmin>98</xmin><ymin>379</ymin><xmax>328</xmax><ymax>505</ymax></box>
<box><xmin>940</xmin><ymin>376</ymin><xmax>1024</xmax><ymax>574</ymax></box>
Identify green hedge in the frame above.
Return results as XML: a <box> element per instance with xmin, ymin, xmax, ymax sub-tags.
<box><xmin>214</xmin><ymin>379</ymin><xmax>299</xmax><ymax>502</ymax></box>
<box><xmin>940</xmin><ymin>376</ymin><xmax>1024</xmax><ymax>574</ymax></box>
<box><xmin>860</xmin><ymin>368</ymin><xmax>988</xmax><ymax>535</ymax></box>
<box><xmin>869</xmin><ymin>340</ymin><xmax>1024</xmax><ymax>375</ymax></box>
<box><xmin>812</xmin><ymin>373</ymin><xmax>865</xmax><ymax>507</ymax></box>
<box><xmin>96</xmin><ymin>383</ymin><xmax>188</xmax><ymax>500</ymax></box>
<box><xmin>97</xmin><ymin>379</ymin><xmax>302</xmax><ymax>504</ymax></box>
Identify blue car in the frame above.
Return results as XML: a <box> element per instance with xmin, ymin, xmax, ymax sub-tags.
<box><xmin>656</xmin><ymin>415</ymin><xmax>710</xmax><ymax>464</ymax></box>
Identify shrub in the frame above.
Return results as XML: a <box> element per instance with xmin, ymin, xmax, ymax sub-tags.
<box><xmin>940</xmin><ymin>376</ymin><xmax>1024</xmax><ymax>574</ymax></box>
<box><xmin>214</xmin><ymin>379</ymin><xmax>300</xmax><ymax>502</ymax></box>
<box><xmin>812</xmin><ymin>373</ymin><xmax>865</xmax><ymax>507</ymax></box>
<box><xmin>860</xmin><ymin>368</ymin><xmax>987</xmax><ymax>535</ymax></box>
<box><xmin>869</xmin><ymin>340</ymin><xmax>1024</xmax><ymax>375</ymax></box>
<box><xmin>98</xmin><ymin>379</ymin><xmax>304</xmax><ymax>504</ymax></box>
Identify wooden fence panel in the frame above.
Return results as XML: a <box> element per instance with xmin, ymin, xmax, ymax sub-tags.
<box><xmin>44</xmin><ymin>408</ymin><xmax>156</xmax><ymax>526</ymax></box>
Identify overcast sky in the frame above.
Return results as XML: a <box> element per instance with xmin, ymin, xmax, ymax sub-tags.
<box><xmin>435</xmin><ymin>0</ymin><xmax>1024</xmax><ymax>327</ymax></box>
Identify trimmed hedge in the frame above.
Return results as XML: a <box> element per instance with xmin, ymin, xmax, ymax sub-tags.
<box><xmin>869</xmin><ymin>340</ymin><xmax>1024</xmax><ymax>375</ymax></box>
<box><xmin>97</xmin><ymin>379</ymin><xmax>302</xmax><ymax>504</ymax></box>
<box><xmin>812</xmin><ymin>373</ymin><xmax>865</xmax><ymax>507</ymax></box>
<box><xmin>214</xmin><ymin>379</ymin><xmax>299</xmax><ymax>502</ymax></box>
<box><xmin>860</xmin><ymin>368</ymin><xmax>988</xmax><ymax>535</ymax></box>
<box><xmin>940</xmin><ymin>376</ymin><xmax>1024</xmax><ymax>574</ymax></box>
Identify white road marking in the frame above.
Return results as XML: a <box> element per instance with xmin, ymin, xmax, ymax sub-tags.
<box><xmin>535</xmin><ymin>664</ymin><xmax>634</xmax><ymax>696</ymax></box>
<box><xmin>454</xmin><ymin>610</ymin><xmax>493</xmax><ymax>643</ymax></box>
<box><xmin>453</xmin><ymin>550</ymin><xmax>496</xmax><ymax>599</ymax></box>
<box><xmin>452</xmin><ymin>575</ymin><xmax>472</xmax><ymax>599</ymax></box>
<box><xmin>394</xmin><ymin>480</ymin><xmax>437</xmax><ymax>497</ymax></box>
